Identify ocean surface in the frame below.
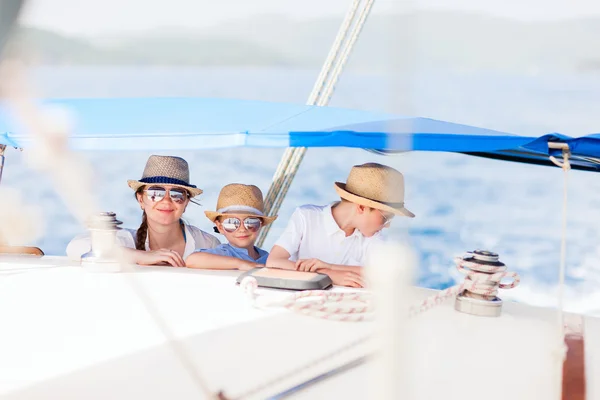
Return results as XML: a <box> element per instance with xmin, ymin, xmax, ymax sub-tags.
<box><xmin>2</xmin><ymin>66</ymin><xmax>600</xmax><ymax>316</ymax></box>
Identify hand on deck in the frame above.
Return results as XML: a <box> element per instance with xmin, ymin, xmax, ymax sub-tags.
<box><xmin>295</xmin><ymin>258</ymin><xmax>365</xmax><ymax>288</ymax></box>
<box><xmin>135</xmin><ymin>248</ymin><xmax>186</xmax><ymax>267</ymax></box>
<box><xmin>324</xmin><ymin>270</ymin><xmax>365</xmax><ymax>288</ymax></box>
<box><xmin>295</xmin><ymin>258</ymin><xmax>331</xmax><ymax>272</ymax></box>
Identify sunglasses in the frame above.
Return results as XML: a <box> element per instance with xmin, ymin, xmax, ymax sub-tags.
<box><xmin>221</xmin><ymin>217</ymin><xmax>262</xmax><ymax>233</ymax></box>
<box><xmin>144</xmin><ymin>186</ymin><xmax>189</xmax><ymax>204</ymax></box>
<box><xmin>378</xmin><ymin>209</ymin><xmax>395</xmax><ymax>225</ymax></box>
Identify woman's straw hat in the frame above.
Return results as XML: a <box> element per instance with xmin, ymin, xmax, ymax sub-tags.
<box><xmin>127</xmin><ymin>155</ymin><xmax>203</xmax><ymax>197</ymax></box>
<box><xmin>334</xmin><ymin>162</ymin><xmax>415</xmax><ymax>217</ymax></box>
<box><xmin>205</xmin><ymin>184</ymin><xmax>277</xmax><ymax>224</ymax></box>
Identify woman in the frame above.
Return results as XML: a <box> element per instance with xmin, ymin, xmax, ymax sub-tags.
<box><xmin>186</xmin><ymin>183</ymin><xmax>276</xmax><ymax>270</ymax></box>
<box><xmin>66</xmin><ymin>155</ymin><xmax>220</xmax><ymax>266</ymax></box>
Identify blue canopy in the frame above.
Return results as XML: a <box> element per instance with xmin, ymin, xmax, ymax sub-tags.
<box><xmin>1</xmin><ymin>97</ymin><xmax>599</xmax><ymax>171</ymax></box>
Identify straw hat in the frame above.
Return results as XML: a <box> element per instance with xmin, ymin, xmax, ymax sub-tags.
<box><xmin>205</xmin><ymin>184</ymin><xmax>277</xmax><ymax>224</ymax></box>
<box><xmin>127</xmin><ymin>155</ymin><xmax>203</xmax><ymax>197</ymax></box>
<box><xmin>334</xmin><ymin>162</ymin><xmax>415</xmax><ymax>217</ymax></box>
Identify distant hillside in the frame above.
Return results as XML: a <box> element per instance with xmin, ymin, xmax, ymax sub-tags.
<box><xmin>9</xmin><ymin>27</ymin><xmax>103</xmax><ymax>64</ymax></box>
<box><xmin>8</xmin><ymin>12</ymin><xmax>600</xmax><ymax>73</ymax></box>
<box><xmin>10</xmin><ymin>26</ymin><xmax>292</xmax><ymax>66</ymax></box>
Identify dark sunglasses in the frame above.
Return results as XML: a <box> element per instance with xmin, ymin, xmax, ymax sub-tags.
<box><xmin>221</xmin><ymin>217</ymin><xmax>262</xmax><ymax>233</ymax></box>
<box><xmin>144</xmin><ymin>186</ymin><xmax>189</xmax><ymax>204</ymax></box>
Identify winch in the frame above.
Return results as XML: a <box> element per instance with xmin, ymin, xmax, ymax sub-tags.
<box><xmin>454</xmin><ymin>250</ymin><xmax>520</xmax><ymax>317</ymax></box>
<box><xmin>81</xmin><ymin>211</ymin><xmax>123</xmax><ymax>272</ymax></box>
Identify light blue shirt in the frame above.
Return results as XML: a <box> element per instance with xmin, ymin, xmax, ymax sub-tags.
<box><xmin>196</xmin><ymin>243</ymin><xmax>269</xmax><ymax>264</ymax></box>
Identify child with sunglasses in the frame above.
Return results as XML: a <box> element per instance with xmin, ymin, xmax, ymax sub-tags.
<box><xmin>266</xmin><ymin>163</ymin><xmax>414</xmax><ymax>288</ymax></box>
<box><xmin>67</xmin><ymin>155</ymin><xmax>220</xmax><ymax>266</ymax></box>
<box><xmin>186</xmin><ymin>184</ymin><xmax>277</xmax><ymax>270</ymax></box>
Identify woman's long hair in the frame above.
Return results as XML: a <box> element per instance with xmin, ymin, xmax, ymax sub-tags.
<box><xmin>135</xmin><ymin>187</ymin><xmax>148</xmax><ymax>250</ymax></box>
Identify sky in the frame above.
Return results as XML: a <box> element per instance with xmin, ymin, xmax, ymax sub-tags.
<box><xmin>20</xmin><ymin>0</ymin><xmax>600</xmax><ymax>37</ymax></box>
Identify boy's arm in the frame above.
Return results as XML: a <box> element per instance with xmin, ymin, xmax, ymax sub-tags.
<box><xmin>296</xmin><ymin>258</ymin><xmax>362</xmax><ymax>274</ymax></box>
<box><xmin>267</xmin><ymin>252</ymin><xmax>365</xmax><ymax>287</ymax></box>
<box><xmin>298</xmin><ymin>236</ymin><xmax>382</xmax><ymax>273</ymax></box>
<box><xmin>327</xmin><ymin>264</ymin><xmax>363</xmax><ymax>274</ymax></box>
<box><xmin>185</xmin><ymin>251</ymin><xmax>258</xmax><ymax>270</ymax></box>
<box><xmin>315</xmin><ymin>267</ymin><xmax>364</xmax><ymax>288</ymax></box>
<box><xmin>265</xmin><ymin>245</ymin><xmax>296</xmax><ymax>270</ymax></box>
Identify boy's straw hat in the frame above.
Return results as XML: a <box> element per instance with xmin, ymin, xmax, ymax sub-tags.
<box><xmin>334</xmin><ymin>162</ymin><xmax>415</xmax><ymax>217</ymax></box>
<box><xmin>205</xmin><ymin>184</ymin><xmax>277</xmax><ymax>224</ymax></box>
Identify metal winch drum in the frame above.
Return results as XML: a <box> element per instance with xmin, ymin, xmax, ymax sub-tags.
<box><xmin>80</xmin><ymin>211</ymin><xmax>123</xmax><ymax>272</ymax></box>
<box><xmin>454</xmin><ymin>250</ymin><xmax>506</xmax><ymax>318</ymax></box>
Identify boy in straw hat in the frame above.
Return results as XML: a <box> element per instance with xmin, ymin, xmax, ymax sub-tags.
<box><xmin>186</xmin><ymin>184</ymin><xmax>277</xmax><ymax>270</ymax></box>
<box><xmin>266</xmin><ymin>162</ymin><xmax>414</xmax><ymax>288</ymax></box>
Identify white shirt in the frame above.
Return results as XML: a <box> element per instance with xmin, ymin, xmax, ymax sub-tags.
<box><xmin>274</xmin><ymin>203</ymin><xmax>381</xmax><ymax>266</ymax></box>
<box><xmin>66</xmin><ymin>224</ymin><xmax>220</xmax><ymax>260</ymax></box>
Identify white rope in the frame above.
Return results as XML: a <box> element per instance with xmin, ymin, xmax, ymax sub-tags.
<box><xmin>259</xmin><ymin>0</ymin><xmax>362</xmax><ymax>216</ymax></box>
<box><xmin>318</xmin><ymin>0</ymin><xmax>375</xmax><ymax>106</ymax></box>
<box><xmin>241</xmin><ymin>276</ymin><xmax>373</xmax><ymax>322</ymax></box>
<box><xmin>307</xmin><ymin>0</ymin><xmax>363</xmax><ymax>105</ymax></box>
<box><xmin>261</xmin><ymin>0</ymin><xmax>376</xmax><ymax>238</ymax></box>
<box><xmin>257</xmin><ymin>0</ymin><xmax>375</xmax><ymax>247</ymax></box>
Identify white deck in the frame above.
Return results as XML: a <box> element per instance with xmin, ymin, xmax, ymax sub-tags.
<box><xmin>0</xmin><ymin>255</ymin><xmax>597</xmax><ymax>400</ymax></box>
